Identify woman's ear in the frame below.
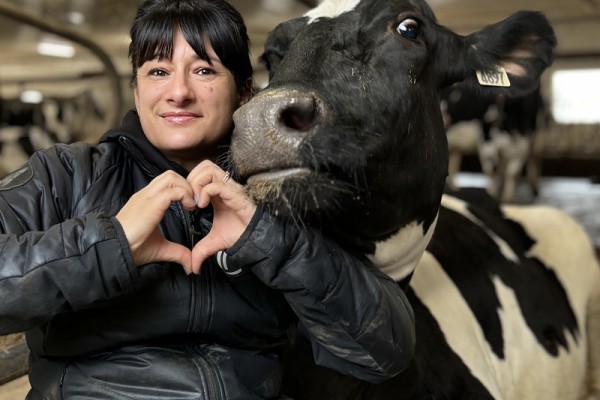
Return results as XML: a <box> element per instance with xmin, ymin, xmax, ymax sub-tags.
<box><xmin>238</xmin><ymin>77</ymin><xmax>254</xmax><ymax>106</ymax></box>
<box><xmin>133</xmin><ymin>86</ymin><xmax>140</xmax><ymax>112</ymax></box>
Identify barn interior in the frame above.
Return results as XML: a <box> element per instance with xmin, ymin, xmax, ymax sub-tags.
<box><xmin>0</xmin><ymin>0</ymin><xmax>599</xmax><ymax>397</ymax></box>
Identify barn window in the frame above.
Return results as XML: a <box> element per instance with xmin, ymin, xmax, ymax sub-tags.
<box><xmin>19</xmin><ymin>90</ymin><xmax>44</xmax><ymax>104</ymax></box>
<box><xmin>551</xmin><ymin>69</ymin><xmax>600</xmax><ymax>124</ymax></box>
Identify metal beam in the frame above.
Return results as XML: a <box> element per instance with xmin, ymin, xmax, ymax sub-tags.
<box><xmin>0</xmin><ymin>0</ymin><xmax>123</xmax><ymax>127</ymax></box>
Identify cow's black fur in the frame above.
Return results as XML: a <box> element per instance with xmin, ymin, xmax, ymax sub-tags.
<box><xmin>431</xmin><ymin>189</ymin><xmax>579</xmax><ymax>358</ymax></box>
<box><xmin>226</xmin><ymin>1</ymin><xmax>600</xmax><ymax>399</ymax></box>
<box><xmin>232</xmin><ymin>3</ymin><xmax>555</xmax><ymax>250</ymax></box>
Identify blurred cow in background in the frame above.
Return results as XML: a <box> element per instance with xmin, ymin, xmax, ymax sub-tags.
<box><xmin>0</xmin><ymin>91</ymin><xmax>104</xmax><ymax>177</ymax></box>
<box><xmin>442</xmin><ymin>83</ymin><xmax>549</xmax><ymax>203</ymax></box>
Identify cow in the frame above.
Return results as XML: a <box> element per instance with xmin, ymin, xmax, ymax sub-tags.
<box><xmin>442</xmin><ymin>82</ymin><xmax>549</xmax><ymax>203</ymax></box>
<box><xmin>0</xmin><ymin>92</ymin><xmax>105</xmax><ymax>177</ymax></box>
<box><xmin>228</xmin><ymin>0</ymin><xmax>600</xmax><ymax>399</ymax></box>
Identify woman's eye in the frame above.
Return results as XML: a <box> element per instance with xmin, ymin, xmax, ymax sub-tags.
<box><xmin>397</xmin><ymin>18</ymin><xmax>420</xmax><ymax>40</ymax></box>
<box><xmin>197</xmin><ymin>68</ymin><xmax>214</xmax><ymax>76</ymax></box>
<box><xmin>149</xmin><ymin>69</ymin><xmax>167</xmax><ymax>77</ymax></box>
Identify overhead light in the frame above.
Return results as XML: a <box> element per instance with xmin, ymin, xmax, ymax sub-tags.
<box><xmin>37</xmin><ymin>38</ymin><xmax>76</xmax><ymax>58</ymax></box>
<box><xmin>20</xmin><ymin>90</ymin><xmax>44</xmax><ymax>104</ymax></box>
<box><xmin>68</xmin><ymin>11</ymin><xmax>86</xmax><ymax>25</ymax></box>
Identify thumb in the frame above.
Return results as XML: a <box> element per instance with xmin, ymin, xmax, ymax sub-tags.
<box><xmin>191</xmin><ymin>235</ymin><xmax>227</xmax><ymax>275</ymax></box>
<box><xmin>157</xmin><ymin>241</ymin><xmax>193</xmax><ymax>275</ymax></box>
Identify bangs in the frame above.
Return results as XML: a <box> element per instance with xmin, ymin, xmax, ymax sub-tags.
<box><xmin>129</xmin><ymin>0</ymin><xmax>252</xmax><ymax>88</ymax></box>
<box><xmin>132</xmin><ymin>15</ymin><xmax>211</xmax><ymax>67</ymax></box>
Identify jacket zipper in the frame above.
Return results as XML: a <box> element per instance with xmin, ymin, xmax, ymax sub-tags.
<box><xmin>117</xmin><ymin>136</ymin><xmax>161</xmax><ymax>177</ymax></box>
<box><xmin>185</xmin><ymin>207</ymin><xmax>212</xmax><ymax>335</ymax></box>
<box><xmin>187</xmin><ymin>345</ymin><xmax>226</xmax><ymax>400</ymax></box>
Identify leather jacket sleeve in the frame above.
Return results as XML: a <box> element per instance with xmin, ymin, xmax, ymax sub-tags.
<box><xmin>224</xmin><ymin>206</ymin><xmax>416</xmax><ymax>383</ymax></box>
<box><xmin>0</xmin><ymin>147</ymin><xmax>138</xmax><ymax>334</ymax></box>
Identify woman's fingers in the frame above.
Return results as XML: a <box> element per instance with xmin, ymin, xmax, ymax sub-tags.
<box><xmin>187</xmin><ymin>160</ymin><xmax>251</xmax><ymax>212</ymax></box>
<box><xmin>191</xmin><ymin>235</ymin><xmax>226</xmax><ymax>275</ymax></box>
<box><xmin>187</xmin><ymin>160</ymin><xmax>232</xmax><ymax>207</ymax></box>
<box><xmin>142</xmin><ymin>170</ymin><xmax>197</xmax><ymax>211</ymax></box>
<box><xmin>115</xmin><ymin>165</ymin><xmax>259</xmax><ymax>274</ymax></box>
<box><xmin>197</xmin><ymin>180</ymin><xmax>256</xmax><ymax>221</ymax></box>
<box><xmin>116</xmin><ymin>171</ymin><xmax>197</xmax><ymax>268</ymax></box>
<box><xmin>187</xmin><ymin>161</ymin><xmax>257</xmax><ymax>274</ymax></box>
<box><xmin>135</xmin><ymin>227</ymin><xmax>193</xmax><ymax>274</ymax></box>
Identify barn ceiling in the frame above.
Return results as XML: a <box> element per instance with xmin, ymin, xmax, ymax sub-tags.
<box><xmin>0</xmin><ymin>0</ymin><xmax>598</xmax><ymax>96</ymax></box>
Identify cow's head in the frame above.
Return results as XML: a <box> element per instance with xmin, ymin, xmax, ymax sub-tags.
<box><xmin>229</xmin><ymin>0</ymin><xmax>555</xmax><ymax>277</ymax></box>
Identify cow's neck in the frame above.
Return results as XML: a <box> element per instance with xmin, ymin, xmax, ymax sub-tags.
<box><xmin>367</xmin><ymin>215</ymin><xmax>438</xmax><ymax>281</ymax></box>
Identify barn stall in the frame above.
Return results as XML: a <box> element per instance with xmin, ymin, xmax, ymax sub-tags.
<box><xmin>0</xmin><ymin>0</ymin><xmax>599</xmax><ymax>397</ymax></box>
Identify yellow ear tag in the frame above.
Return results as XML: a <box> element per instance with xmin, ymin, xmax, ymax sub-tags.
<box><xmin>476</xmin><ymin>66</ymin><xmax>511</xmax><ymax>87</ymax></box>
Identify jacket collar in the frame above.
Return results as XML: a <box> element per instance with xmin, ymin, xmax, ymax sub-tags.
<box><xmin>99</xmin><ymin>110</ymin><xmax>188</xmax><ymax>178</ymax></box>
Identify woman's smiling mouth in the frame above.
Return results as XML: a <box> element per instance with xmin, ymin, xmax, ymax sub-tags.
<box><xmin>161</xmin><ymin>112</ymin><xmax>200</xmax><ymax>124</ymax></box>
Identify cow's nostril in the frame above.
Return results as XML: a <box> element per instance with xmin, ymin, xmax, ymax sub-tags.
<box><xmin>280</xmin><ymin>100</ymin><xmax>318</xmax><ymax>132</ymax></box>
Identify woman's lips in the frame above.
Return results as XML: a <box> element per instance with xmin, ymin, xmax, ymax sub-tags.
<box><xmin>161</xmin><ymin>112</ymin><xmax>200</xmax><ymax>124</ymax></box>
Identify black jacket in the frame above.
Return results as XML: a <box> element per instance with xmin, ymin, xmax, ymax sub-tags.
<box><xmin>0</xmin><ymin>111</ymin><xmax>415</xmax><ymax>399</ymax></box>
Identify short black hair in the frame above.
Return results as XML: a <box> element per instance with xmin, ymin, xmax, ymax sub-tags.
<box><xmin>128</xmin><ymin>0</ymin><xmax>252</xmax><ymax>88</ymax></box>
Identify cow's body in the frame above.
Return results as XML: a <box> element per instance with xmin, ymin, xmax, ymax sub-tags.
<box><xmin>229</xmin><ymin>0</ymin><xmax>600</xmax><ymax>398</ymax></box>
<box><xmin>275</xmin><ymin>191</ymin><xmax>600</xmax><ymax>400</ymax></box>
<box><xmin>442</xmin><ymin>83</ymin><xmax>548</xmax><ymax>202</ymax></box>
<box><xmin>420</xmin><ymin>193</ymin><xmax>598</xmax><ymax>399</ymax></box>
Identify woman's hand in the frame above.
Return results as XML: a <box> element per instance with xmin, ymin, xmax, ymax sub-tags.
<box><xmin>187</xmin><ymin>160</ymin><xmax>257</xmax><ymax>274</ymax></box>
<box><xmin>116</xmin><ymin>163</ymin><xmax>256</xmax><ymax>275</ymax></box>
<box><xmin>116</xmin><ymin>171</ymin><xmax>197</xmax><ymax>273</ymax></box>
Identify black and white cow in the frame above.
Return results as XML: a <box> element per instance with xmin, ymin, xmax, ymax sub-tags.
<box><xmin>229</xmin><ymin>0</ymin><xmax>600</xmax><ymax>399</ymax></box>
<box><xmin>0</xmin><ymin>92</ymin><xmax>104</xmax><ymax>177</ymax></box>
<box><xmin>442</xmin><ymin>82</ymin><xmax>548</xmax><ymax>203</ymax></box>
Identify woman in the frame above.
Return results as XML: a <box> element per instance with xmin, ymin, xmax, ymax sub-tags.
<box><xmin>0</xmin><ymin>0</ymin><xmax>415</xmax><ymax>398</ymax></box>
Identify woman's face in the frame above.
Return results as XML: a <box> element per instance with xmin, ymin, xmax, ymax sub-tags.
<box><xmin>134</xmin><ymin>28</ymin><xmax>250</xmax><ymax>170</ymax></box>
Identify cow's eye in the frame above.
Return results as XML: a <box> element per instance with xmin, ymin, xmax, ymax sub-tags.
<box><xmin>397</xmin><ymin>18</ymin><xmax>420</xmax><ymax>40</ymax></box>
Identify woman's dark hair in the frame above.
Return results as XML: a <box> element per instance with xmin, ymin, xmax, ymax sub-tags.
<box><xmin>128</xmin><ymin>0</ymin><xmax>252</xmax><ymax>89</ymax></box>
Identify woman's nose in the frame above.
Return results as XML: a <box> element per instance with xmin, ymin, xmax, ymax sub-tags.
<box><xmin>167</xmin><ymin>73</ymin><xmax>195</xmax><ymax>104</ymax></box>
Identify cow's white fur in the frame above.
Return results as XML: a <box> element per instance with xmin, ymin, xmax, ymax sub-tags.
<box><xmin>364</xmin><ymin>193</ymin><xmax>600</xmax><ymax>398</ymax></box>
<box><xmin>305</xmin><ymin>0</ymin><xmax>360</xmax><ymax>22</ymax></box>
<box><xmin>280</xmin><ymin>2</ymin><xmax>599</xmax><ymax>396</ymax></box>
<box><xmin>407</xmin><ymin>198</ymin><xmax>600</xmax><ymax>399</ymax></box>
<box><xmin>368</xmin><ymin>217</ymin><xmax>437</xmax><ymax>282</ymax></box>
<box><xmin>503</xmin><ymin>204</ymin><xmax>600</xmax><ymax>399</ymax></box>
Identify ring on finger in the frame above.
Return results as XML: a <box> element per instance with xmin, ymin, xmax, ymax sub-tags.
<box><xmin>223</xmin><ymin>171</ymin><xmax>231</xmax><ymax>183</ymax></box>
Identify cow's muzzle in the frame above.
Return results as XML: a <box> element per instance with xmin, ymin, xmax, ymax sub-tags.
<box><xmin>231</xmin><ymin>88</ymin><xmax>326</xmax><ymax>180</ymax></box>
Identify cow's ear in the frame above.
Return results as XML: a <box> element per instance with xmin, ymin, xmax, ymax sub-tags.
<box><xmin>261</xmin><ymin>17</ymin><xmax>309</xmax><ymax>80</ymax></box>
<box><xmin>441</xmin><ymin>11</ymin><xmax>556</xmax><ymax>97</ymax></box>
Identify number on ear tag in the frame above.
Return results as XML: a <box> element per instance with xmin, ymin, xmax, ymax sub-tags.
<box><xmin>476</xmin><ymin>66</ymin><xmax>511</xmax><ymax>87</ymax></box>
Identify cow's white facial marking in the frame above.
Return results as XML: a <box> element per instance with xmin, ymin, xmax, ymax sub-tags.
<box><xmin>368</xmin><ymin>216</ymin><xmax>438</xmax><ymax>281</ymax></box>
<box><xmin>441</xmin><ymin>194</ymin><xmax>519</xmax><ymax>263</ymax></box>
<box><xmin>305</xmin><ymin>0</ymin><xmax>361</xmax><ymax>23</ymax></box>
